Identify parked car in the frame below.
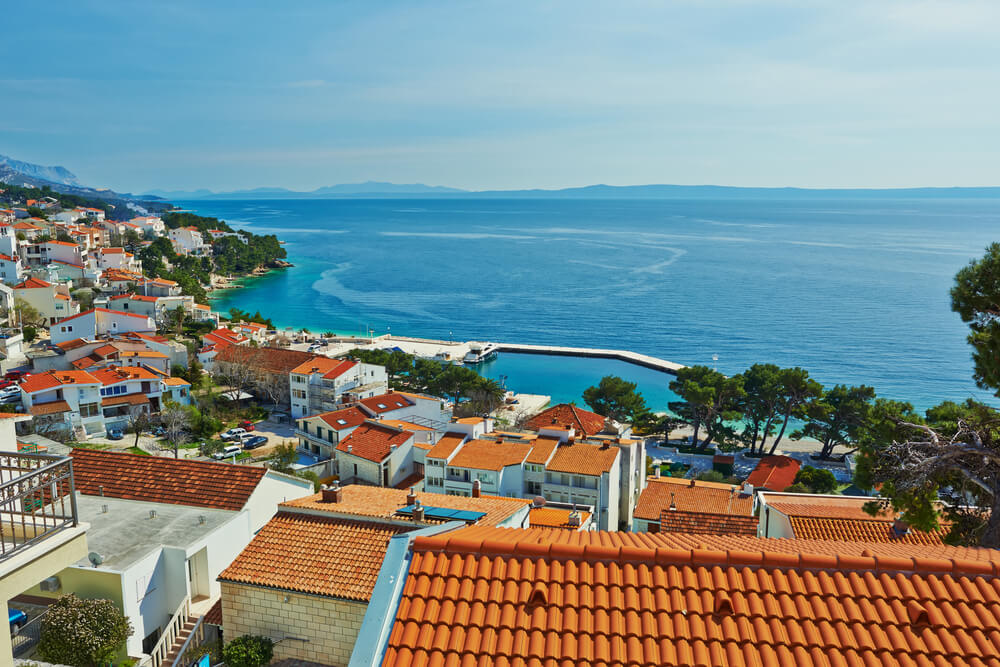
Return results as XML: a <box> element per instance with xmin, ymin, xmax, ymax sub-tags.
<box><xmin>4</xmin><ymin>370</ymin><xmax>29</xmax><ymax>381</ymax></box>
<box><xmin>0</xmin><ymin>389</ymin><xmax>21</xmax><ymax>404</ymax></box>
<box><xmin>0</xmin><ymin>379</ymin><xmax>15</xmax><ymax>390</ymax></box>
<box><xmin>220</xmin><ymin>427</ymin><xmax>248</xmax><ymax>441</ymax></box>
<box><xmin>107</xmin><ymin>429</ymin><xmax>124</xmax><ymax>441</ymax></box>
<box><xmin>238</xmin><ymin>420</ymin><xmax>256</xmax><ymax>432</ymax></box>
<box><xmin>213</xmin><ymin>444</ymin><xmax>243</xmax><ymax>460</ymax></box>
<box><xmin>9</xmin><ymin>607</ymin><xmax>26</xmax><ymax>634</ymax></box>
<box><xmin>241</xmin><ymin>435</ymin><xmax>268</xmax><ymax>450</ymax></box>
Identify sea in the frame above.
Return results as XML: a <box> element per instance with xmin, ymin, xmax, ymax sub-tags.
<box><xmin>179</xmin><ymin>197</ymin><xmax>1000</xmax><ymax>413</ymax></box>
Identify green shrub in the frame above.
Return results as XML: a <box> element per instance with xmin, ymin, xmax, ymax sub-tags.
<box><xmin>22</xmin><ymin>325</ymin><xmax>36</xmax><ymax>342</ymax></box>
<box><xmin>696</xmin><ymin>470</ymin><xmax>726</xmax><ymax>483</ymax></box>
<box><xmin>222</xmin><ymin>635</ymin><xmax>274</xmax><ymax>667</ymax></box>
<box><xmin>37</xmin><ymin>594</ymin><xmax>133</xmax><ymax>667</ymax></box>
<box><xmin>794</xmin><ymin>465</ymin><xmax>838</xmax><ymax>494</ymax></box>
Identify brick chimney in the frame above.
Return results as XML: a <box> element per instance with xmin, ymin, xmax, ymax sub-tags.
<box><xmin>406</xmin><ymin>488</ymin><xmax>417</xmax><ymax>506</ymax></box>
<box><xmin>472</xmin><ymin>479</ymin><xmax>481</xmax><ymax>498</ymax></box>
<box><xmin>321</xmin><ymin>481</ymin><xmax>343</xmax><ymax>503</ymax></box>
<box><xmin>412</xmin><ymin>499</ymin><xmax>424</xmax><ymax>522</ymax></box>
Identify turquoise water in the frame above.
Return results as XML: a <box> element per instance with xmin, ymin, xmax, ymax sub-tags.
<box><xmin>184</xmin><ymin>198</ymin><xmax>1000</xmax><ymax>411</ymax></box>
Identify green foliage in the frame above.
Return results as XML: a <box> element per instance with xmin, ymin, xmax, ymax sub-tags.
<box><xmin>736</xmin><ymin>363</ymin><xmax>784</xmax><ymax>455</ymax></box>
<box><xmin>696</xmin><ymin>470</ymin><xmax>726</xmax><ymax>483</ymax></box>
<box><xmin>298</xmin><ymin>469</ymin><xmax>322</xmax><ymax>491</ymax></box>
<box><xmin>582</xmin><ymin>375</ymin><xmax>648</xmax><ymax>423</ymax></box>
<box><xmin>669</xmin><ymin>365</ymin><xmax>744</xmax><ymax>451</ymax></box>
<box><xmin>785</xmin><ymin>482</ymin><xmax>812</xmax><ymax>494</ymax></box>
<box><xmin>221</xmin><ymin>635</ymin><xmax>274</xmax><ymax>667</ymax></box>
<box><xmin>271</xmin><ymin>442</ymin><xmax>298</xmax><ymax>473</ymax></box>
<box><xmin>951</xmin><ymin>242</ymin><xmax>1000</xmax><ymax>395</ymax></box>
<box><xmin>22</xmin><ymin>325</ymin><xmax>36</xmax><ymax>342</ymax></box>
<box><xmin>0</xmin><ymin>182</ymin><xmax>114</xmax><ymax>218</ymax></box>
<box><xmin>26</xmin><ymin>206</ymin><xmax>48</xmax><ymax>219</ymax></box>
<box><xmin>793</xmin><ymin>466</ymin><xmax>837</xmax><ymax>494</ymax></box>
<box><xmin>37</xmin><ymin>594</ymin><xmax>133</xmax><ymax>667</ymax></box>
<box><xmin>794</xmin><ymin>384</ymin><xmax>875</xmax><ymax>459</ymax></box>
<box><xmin>55</xmin><ymin>230</ymin><xmax>73</xmax><ymax>243</ymax></box>
<box><xmin>164</xmin><ymin>211</ymin><xmax>233</xmax><ymax>234</ymax></box>
<box><xmin>227</xmin><ymin>308</ymin><xmax>274</xmax><ymax>328</ymax></box>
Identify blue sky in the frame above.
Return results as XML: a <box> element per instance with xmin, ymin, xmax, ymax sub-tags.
<box><xmin>3</xmin><ymin>1</ymin><xmax>999</xmax><ymax>192</ymax></box>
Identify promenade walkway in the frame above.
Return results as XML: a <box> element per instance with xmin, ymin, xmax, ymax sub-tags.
<box><xmin>495</xmin><ymin>342</ymin><xmax>685</xmax><ymax>374</ymax></box>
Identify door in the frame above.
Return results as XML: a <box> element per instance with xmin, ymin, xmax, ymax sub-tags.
<box><xmin>186</xmin><ymin>547</ymin><xmax>211</xmax><ymax>599</ymax></box>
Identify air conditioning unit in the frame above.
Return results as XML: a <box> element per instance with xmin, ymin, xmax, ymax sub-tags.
<box><xmin>39</xmin><ymin>576</ymin><xmax>61</xmax><ymax>593</ymax></box>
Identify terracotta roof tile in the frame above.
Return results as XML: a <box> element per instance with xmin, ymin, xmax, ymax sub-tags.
<box><xmin>544</xmin><ymin>441</ymin><xmax>619</xmax><ymax>476</ymax></box>
<box><xmin>310</xmin><ymin>406</ymin><xmax>369</xmax><ymax>431</ymax></box>
<box><xmin>29</xmin><ymin>400</ymin><xmax>71</xmax><ymax>416</ymax></box>
<box><xmin>634</xmin><ymin>476</ymin><xmax>753</xmax><ymax>521</ymax></box>
<box><xmin>658</xmin><ymin>510</ymin><xmax>759</xmax><ymax>536</ymax></box>
<box><xmin>100</xmin><ymin>393</ymin><xmax>149</xmax><ymax>407</ymax></box>
<box><xmin>289</xmin><ymin>355</ymin><xmax>356</xmax><ymax>378</ymax></box>
<box><xmin>525</xmin><ymin>403</ymin><xmax>606</xmax><ymax>436</ymax></box>
<box><xmin>745</xmin><ymin>454</ymin><xmax>801</xmax><ymax>491</ymax></box>
<box><xmin>281</xmin><ymin>485</ymin><xmax>526</xmax><ymax>527</ymax></box>
<box><xmin>529</xmin><ymin>507</ymin><xmax>591</xmax><ymax>529</ymax></box>
<box><xmin>218</xmin><ymin>512</ymin><xmax>407</xmax><ymax>601</ymax></box>
<box><xmin>384</xmin><ymin>526</ymin><xmax>1000</xmax><ymax>666</ymax></box>
<box><xmin>70</xmin><ymin>448</ymin><xmax>266</xmax><ymax>511</ymax></box>
<box><xmin>446</xmin><ymin>438</ymin><xmax>533</xmax><ymax>471</ymax></box>
<box><xmin>765</xmin><ymin>494</ymin><xmax>947</xmax><ymax>544</ymax></box>
<box><xmin>13</xmin><ymin>277</ymin><xmax>51</xmax><ymax>289</ymax></box>
<box><xmin>359</xmin><ymin>392</ymin><xmax>414</xmax><ymax>414</ymax></box>
<box><xmin>524</xmin><ymin>435</ymin><xmax>560</xmax><ymax>465</ymax></box>
<box><xmin>216</xmin><ymin>345</ymin><xmax>314</xmax><ymax>374</ymax></box>
<box><xmin>336</xmin><ymin>422</ymin><xmax>413</xmax><ymax>463</ymax></box>
<box><xmin>21</xmin><ymin>370</ymin><xmax>99</xmax><ymax>393</ymax></box>
<box><xmin>425</xmin><ymin>433</ymin><xmax>466</xmax><ymax>460</ymax></box>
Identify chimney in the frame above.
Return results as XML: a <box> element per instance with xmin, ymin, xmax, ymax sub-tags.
<box><xmin>406</xmin><ymin>488</ymin><xmax>417</xmax><ymax>506</ymax></box>
<box><xmin>669</xmin><ymin>493</ymin><xmax>677</xmax><ymax>511</ymax></box>
<box><xmin>689</xmin><ymin>478</ymin><xmax>696</xmax><ymax>488</ymax></box>
<box><xmin>531</xmin><ymin>496</ymin><xmax>546</xmax><ymax>509</ymax></box>
<box><xmin>568</xmin><ymin>504</ymin><xmax>581</xmax><ymax>527</ymax></box>
<box><xmin>347</xmin><ymin>445</ymin><xmax>353</xmax><ymax>454</ymax></box>
<box><xmin>321</xmin><ymin>481</ymin><xmax>343</xmax><ymax>503</ymax></box>
<box><xmin>412</xmin><ymin>499</ymin><xmax>424</xmax><ymax>522</ymax></box>
<box><xmin>149</xmin><ymin>510</ymin><xmax>157</xmax><ymax>519</ymax></box>
<box><xmin>654</xmin><ymin>465</ymin><xmax>661</xmax><ymax>478</ymax></box>
<box><xmin>98</xmin><ymin>485</ymin><xmax>104</xmax><ymax>496</ymax></box>
<box><xmin>472</xmin><ymin>479</ymin><xmax>481</xmax><ymax>498</ymax></box>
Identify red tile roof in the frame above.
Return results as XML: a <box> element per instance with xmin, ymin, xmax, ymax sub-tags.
<box><xmin>281</xmin><ymin>486</ymin><xmax>528</xmax><ymax>528</ymax></box>
<box><xmin>359</xmin><ymin>392</ymin><xmax>414</xmax><ymax>414</ymax></box>
<box><xmin>447</xmin><ymin>438</ymin><xmax>533</xmax><ymax>471</ymax></box>
<box><xmin>21</xmin><ymin>370</ymin><xmax>99</xmax><ymax>393</ymax></box>
<box><xmin>28</xmin><ymin>400</ymin><xmax>71</xmax><ymax>416</ymax></box>
<box><xmin>525</xmin><ymin>403</ymin><xmax>607</xmax><ymax>436</ymax></box>
<box><xmin>529</xmin><ymin>507</ymin><xmax>591</xmax><ymax>529</ymax></box>
<box><xmin>745</xmin><ymin>454</ymin><xmax>801</xmax><ymax>491</ymax></box>
<box><xmin>765</xmin><ymin>494</ymin><xmax>947</xmax><ymax>544</ymax></box>
<box><xmin>336</xmin><ymin>422</ymin><xmax>413</xmax><ymax>462</ymax></box>
<box><xmin>384</xmin><ymin>526</ymin><xmax>1000</xmax><ymax>667</ymax></box>
<box><xmin>13</xmin><ymin>277</ymin><xmax>51</xmax><ymax>289</ymax></box>
<box><xmin>204</xmin><ymin>600</ymin><xmax>223</xmax><ymax>626</ymax></box>
<box><xmin>524</xmin><ymin>435</ymin><xmax>560</xmax><ymax>465</ymax></box>
<box><xmin>218</xmin><ymin>512</ymin><xmax>408</xmax><ymax>601</ymax></box>
<box><xmin>544</xmin><ymin>441</ymin><xmax>620</xmax><ymax>476</ymax></box>
<box><xmin>426</xmin><ymin>433</ymin><xmax>467</xmax><ymax>460</ymax></box>
<box><xmin>658</xmin><ymin>510</ymin><xmax>759</xmax><ymax>536</ymax></box>
<box><xmin>70</xmin><ymin>448</ymin><xmax>267</xmax><ymax>511</ymax></box>
<box><xmin>91</xmin><ymin>365</ymin><xmax>161</xmax><ymax>385</ymax></box>
<box><xmin>312</xmin><ymin>406</ymin><xmax>369</xmax><ymax>431</ymax></box>
<box><xmin>289</xmin><ymin>356</ymin><xmax>356</xmax><ymax>379</ymax></box>
<box><xmin>634</xmin><ymin>476</ymin><xmax>753</xmax><ymax>521</ymax></box>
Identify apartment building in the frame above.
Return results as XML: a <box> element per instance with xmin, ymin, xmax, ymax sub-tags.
<box><xmin>168</xmin><ymin>226</ymin><xmax>209</xmax><ymax>255</ymax></box>
<box><xmin>423</xmin><ymin>422</ymin><xmax>645</xmax><ymax>530</ymax></box>
<box><xmin>92</xmin><ymin>246</ymin><xmax>141</xmax><ymax>273</ymax></box>
<box><xmin>13</xmin><ymin>277</ymin><xmax>77</xmax><ymax>325</ymax></box>
<box><xmin>20</xmin><ymin>369</ymin><xmax>105</xmax><ymax>438</ymax></box>
<box><xmin>288</xmin><ymin>356</ymin><xmax>388</xmax><ymax>418</ymax></box>
<box><xmin>23</xmin><ymin>239</ymin><xmax>87</xmax><ymax>268</ymax></box>
<box><xmin>50</xmin><ymin>308</ymin><xmax>156</xmax><ymax>346</ymax></box>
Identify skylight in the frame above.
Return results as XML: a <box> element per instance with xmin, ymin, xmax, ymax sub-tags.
<box><xmin>336</xmin><ymin>419</ymin><xmax>347</xmax><ymax>425</ymax></box>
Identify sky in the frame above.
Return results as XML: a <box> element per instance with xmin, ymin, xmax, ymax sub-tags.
<box><xmin>3</xmin><ymin>0</ymin><xmax>1000</xmax><ymax>192</ymax></box>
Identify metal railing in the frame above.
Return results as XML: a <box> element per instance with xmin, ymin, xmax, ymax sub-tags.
<box><xmin>12</xmin><ymin>608</ymin><xmax>47</xmax><ymax>657</ymax></box>
<box><xmin>0</xmin><ymin>452</ymin><xmax>78</xmax><ymax>561</ymax></box>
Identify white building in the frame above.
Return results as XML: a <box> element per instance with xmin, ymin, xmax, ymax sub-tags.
<box><xmin>92</xmin><ymin>247</ymin><xmax>141</xmax><ymax>273</ymax></box>
<box><xmin>20</xmin><ymin>369</ymin><xmax>105</xmax><ymax>438</ymax></box>
<box><xmin>288</xmin><ymin>357</ymin><xmax>389</xmax><ymax>419</ymax></box>
<box><xmin>168</xmin><ymin>226</ymin><xmax>209</xmax><ymax>256</ymax></box>
<box><xmin>0</xmin><ymin>251</ymin><xmax>24</xmax><ymax>285</ymax></box>
<box><xmin>14</xmin><ymin>277</ymin><xmax>77</xmax><ymax>325</ymax></box>
<box><xmin>50</xmin><ymin>307</ymin><xmax>156</xmax><ymax>346</ymax></box>
<box><xmin>19</xmin><ymin>449</ymin><xmax>313</xmax><ymax>660</ymax></box>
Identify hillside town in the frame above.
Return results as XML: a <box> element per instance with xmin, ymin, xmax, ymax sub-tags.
<box><xmin>1</xmin><ymin>184</ymin><xmax>998</xmax><ymax>667</ymax></box>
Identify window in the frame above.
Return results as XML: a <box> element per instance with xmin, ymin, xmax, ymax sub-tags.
<box><xmin>79</xmin><ymin>402</ymin><xmax>99</xmax><ymax>418</ymax></box>
<box><xmin>427</xmin><ymin>477</ymin><xmax>442</xmax><ymax>487</ymax></box>
<box><xmin>336</xmin><ymin>419</ymin><xmax>347</xmax><ymax>425</ymax></box>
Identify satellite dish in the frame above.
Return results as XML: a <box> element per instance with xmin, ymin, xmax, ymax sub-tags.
<box><xmin>88</xmin><ymin>552</ymin><xmax>104</xmax><ymax>567</ymax></box>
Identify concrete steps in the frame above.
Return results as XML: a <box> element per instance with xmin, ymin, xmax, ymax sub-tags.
<box><xmin>160</xmin><ymin>618</ymin><xmax>200</xmax><ymax>666</ymax></box>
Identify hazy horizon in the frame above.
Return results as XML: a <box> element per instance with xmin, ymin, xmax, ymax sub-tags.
<box><xmin>3</xmin><ymin>1</ymin><xmax>1000</xmax><ymax>193</ymax></box>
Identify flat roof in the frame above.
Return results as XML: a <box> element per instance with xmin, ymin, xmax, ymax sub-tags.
<box><xmin>73</xmin><ymin>493</ymin><xmax>240</xmax><ymax>571</ymax></box>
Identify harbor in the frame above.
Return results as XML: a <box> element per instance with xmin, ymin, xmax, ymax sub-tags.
<box><xmin>285</xmin><ymin>333</ymin><xmax>686</xmax><ymax>376</ymax></box>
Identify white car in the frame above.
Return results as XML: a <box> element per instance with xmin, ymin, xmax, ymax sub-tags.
<box><xmin>212</xmin><ymin>444</ymin><xmax>242</xmax><ymax>460</ymax></box>
<box><xmin>0</xmin><ymin>389</ymin><xmax>20</xmax><ymax>404</ymax></box>
<box><xmin>220</xmin><ymin>428</ymin><xmax>248</xmax><ymax>441</ymax></box>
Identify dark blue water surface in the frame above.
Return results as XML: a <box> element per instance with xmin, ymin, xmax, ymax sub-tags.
<box><xmin>182</xmin><ymin>198</ymin><xmax>1000</xmax><ymax>411</ymax></box>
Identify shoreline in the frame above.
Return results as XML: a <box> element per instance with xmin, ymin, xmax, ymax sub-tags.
<box><xmin>207</xmin><ymin>261</ymin><xmax>291</xmax><ymax>297</ymax></box>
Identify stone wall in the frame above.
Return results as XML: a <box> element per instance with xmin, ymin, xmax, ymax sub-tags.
<box><xmin>221</xmin><ymin>582</ymin><xmax>367</xmax><ymax>666</ymax></box>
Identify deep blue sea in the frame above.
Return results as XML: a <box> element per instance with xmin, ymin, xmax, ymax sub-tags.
<box><xmin>179</xmin><ymin>198</ymin><xmax>1000</xmax><ymax>412</ymax></box>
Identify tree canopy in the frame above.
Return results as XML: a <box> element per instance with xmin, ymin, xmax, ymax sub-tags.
<box><xmin>668</xmin><ymin>365</ymin><xmax>744</xmax><ymax>451</ymax></box>
<box><xmin>951</xmin><ymin>242</ymin><xmax>1000</xmax><ymax>395</ymax></box>
<box><xmin>583</xmin><ymin>375</ymin><xmax>648</xmax><ymax>423</ymax></box>
<box><xmin>38</xmin><ymin>594</ymin><xmax>133</xmax><ymax>667</ymax></box>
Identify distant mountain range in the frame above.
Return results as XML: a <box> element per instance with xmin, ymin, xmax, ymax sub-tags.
<box><xmin>147</xmin><ymin>182</ymin><xmax>1000</xmax><ymax>200</ymax></box>
<box><xmin>6</xmin><ymin>152</ymin><xmax>1000</xmax><ymax>203</ymax></box>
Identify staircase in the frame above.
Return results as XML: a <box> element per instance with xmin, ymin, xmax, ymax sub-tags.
<box><xmin>161</xmin><ymin>616</ymin><xmax>204</xmax><ymax>666</ymax></box>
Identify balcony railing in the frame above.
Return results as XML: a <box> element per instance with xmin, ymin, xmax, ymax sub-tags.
<box><xmin>0</xmin><ymin>452</ymin><xmax>78</xmax><ymax>561</ymax></box>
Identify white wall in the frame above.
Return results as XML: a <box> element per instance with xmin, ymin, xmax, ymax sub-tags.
<box><xmin>244</xmin><ymin>472</ymin><xmax>314</xmax><ymax>532</ymax></box>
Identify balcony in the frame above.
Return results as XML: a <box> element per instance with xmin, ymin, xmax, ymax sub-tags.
<box><xmin>0</xmin><ymin>452</ymin><xmax>78</xmax><ymax>561</ymax></box>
